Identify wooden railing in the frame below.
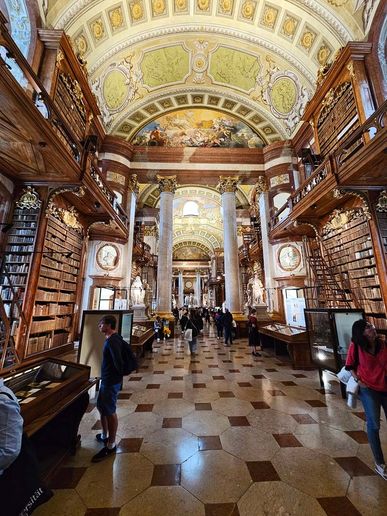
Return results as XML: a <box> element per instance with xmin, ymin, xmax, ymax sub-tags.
<box><xmin>334</xmin><ymin>99</ymin><xmax>387</xmax><ymax>169</ymax></box>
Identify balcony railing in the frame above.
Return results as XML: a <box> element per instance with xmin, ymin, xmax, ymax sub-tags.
<box><xmin>290</xmin><ymin>159</ymin><xmax>331</xmax><ymax>208</ymax></box>
<box><xmin>334</xmin><ymin>99</ymin><xmax>387</xmax><ymax>169</ymax></box>
<box><xmin>0</xmin><ymin>18</ymin><xmax>82</xmax><ymax>163</ymax></box>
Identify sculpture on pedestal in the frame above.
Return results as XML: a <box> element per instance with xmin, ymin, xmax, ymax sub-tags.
<box><xmin>131</xmin><ymin>276</ymin><xmax>145</xmax><ymax>305</ymax></box>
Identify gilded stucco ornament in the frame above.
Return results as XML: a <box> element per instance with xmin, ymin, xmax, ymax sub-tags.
<box><xmin>262</xmin><ymin>69</ymin><xmax>310</xmax><ymax>134</ymax></box>
<box><xmin>333</xmin><ymin>188</ymin><xmax>371</xmax><ymax>219</ymax></box>
<box><xmin>322</xmin><ymin>208</ymin><xmax>368</xmax><ymax>236</ymax></box>
<box><xmin>16</xmin><ymin>187</ymin><xmax>42</xmax><ymax>210</ymax></box>
<box><xmin>91</xmin><ymin>55</ymin><xmax>142</xmax><ymax>128</ymax></box>
<box><xmin>376</xmin><ymin>191</ymin><xmax>387</xmax><ymax>213</ymax></box>
<box><xmin>47</xmin><ymin>205</ymin><xmax>83</xmax><ymax>233</ymax></box>
<box><xmin>217</xmin><ymin>176</ymin><xmax>240</xmax><ymax>194</ymax></box>
<box><xmin>129</xmin><ymin>174</ymin><xmax>140</xmax><ymax>195</ymax></box>
<box><xmin>253</xmin><ymin>176</ymin><xmax>268</xmax><ymax>197</ymax></box>
<box><xmin>157</xmin><ymin>175</ymin><xmax>177</xmax><ymax>193</ymax></box>
<box><xmin>192</xmin><ymin>40</ymin><xmax>209</xmax><ymax>84</ymax></box>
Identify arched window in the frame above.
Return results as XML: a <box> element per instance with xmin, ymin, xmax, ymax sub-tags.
<box><xmin>183</xmin><ymin>201</ymin><xmax>199</xmax><ymax>217</ymax></box>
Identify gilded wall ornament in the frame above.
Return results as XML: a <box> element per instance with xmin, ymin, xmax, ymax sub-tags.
<box><xmin>47</xmin><ymin>205</ymin><xmax>83</xmax><ymax>233</ymax></box>
<box><xmin>88</xmin><ymin>17</ymin><xmax>106</xmax><ymax>44</ymax></box>
<box><xmin>260</xmin><ymin>5</ymin><xmax>279</xmax><ymax>29</ymax></box>
<box><xmin>240</xmin><ymin>0</ymin><xmax>257</xmax><ymax>20</ymax></box>
<box><xmin>322</xmin><ymin>208</ymin><xmax>367</xmax><ymax>236</ymax></box>
<box><xmin>317</xmin><ymin>44</ymin><xmax>332</xmax><ymax>66</ymax></box>
<box><xmin>218</xmin><ymin>176</ymin><xmax>240</xmax><ymax>194</ymax></box>
<box><xmin>174</xmin><ymin>0</ymin><xmax>188</xmax><ymax>13</ymax></box>
<box><xmin>73</xmin><ymin>31</ymin><xmax>89</xmax><ymax>57</ymax></box>
<box><xmin>152</xmin><ymin>0</ymin><xmax>166</xmax><ymax>16</ymax></box>
<box><xmin>157</xmin><ymin>175</ymin><xmax>177</xmax><ymax>193</ymax></box>
<box><xmin>129</xmin><ymin>1</ymin><xmax>145</xmax><ymax>22</ymax></box>
<box><xmin>144</xmin><ymin>225</ymin><xmax>157</xmax><ymax>236</ymax></box>
<box><xmin>218</xmin><ymin>0</ymin><xmax>233</xmax><ymax>15</ymax></box>
<box><xmin>196</xmin><ymin>0</ymin><xmax>210</xmax><ymax>11</ymax></box>
<box><xmin>281</xmin><ymin>15</ymin><xmax>299</xmax><ymax>39</ymax></box>
<box><xmin>108</xmin><ymin>6</ymin><xmax>125</xmax><ymax>32</ymax></box>
<box><xmin>376</xmin><ymin>190</ymin><xmax>387</xmax><ymax>212</ymax></box>
<box><xmin>16</xmin><ymin>187</ymin><xmax>42</xmax><ymax>210</ymax></box>
<box><xmin>129</xmin><ymin>174</ymin><xmax>139</xmax><ymax>194</ymax></box>
<box><xmin>299</xmin><ymin>29</ymin><xmax>316</xmax><ymax>51</ymax></box>
<box><xmin>270</xmin><ymin>174</ymin><xmax>289</xmax><ymax>187</ymax></box>
<box><xmin>107</xmin><ymin>171</ymin><xmax>126</xmax><ymax>185</ymax></box>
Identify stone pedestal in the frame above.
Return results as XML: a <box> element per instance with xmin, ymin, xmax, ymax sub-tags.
<box><xmin>254</xmin><ymin>304</ymin><xmax>271</xmax><ymax>323</ymax></box>
<box><xmin>133</xmin><ymin>304</ymin><xmax>148</xmax><ymax>322</ymax></box>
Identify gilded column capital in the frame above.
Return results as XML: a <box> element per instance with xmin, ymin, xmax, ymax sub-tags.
<box><xmin>156</xmin><ymin>175</ymin><xmax>177</xmax><ymax>193</ymax></box>
<box><xmin>129</xmin><ymin>174</ymin><xmax>139</xmax><ymax>195</ymax></box>
<box><xmin>254</xmin><ymin>176</ymin><xmax>268</xmax><ymax>196</ymax></box>
<box><xmin>217</xmin><ymin>176</ymin><xmax>240</xmax><ymax>194</ymax></box>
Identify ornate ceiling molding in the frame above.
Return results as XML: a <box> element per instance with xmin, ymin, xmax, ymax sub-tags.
<box><xmin>88</xmin><ymin>25</ymin><xmax>317</xmax><ymax>87</ymax></box>
<box><xmin>55</xmin><ymin>0</ymin><xmax>354</xmax><ymax>47</ymax></box>
<box><xmin>111</xmin><ymin>86</ymin><xmax>289</xmax><ymax>139</ymax></box>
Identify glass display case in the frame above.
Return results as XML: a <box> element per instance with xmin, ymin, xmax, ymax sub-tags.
<box><xmin>2</xmin><ymin>357</ymin><xmax>94</xmax><ymax>435</ymax></box>
<box><xmin>304</xmin><ymin>308</ymin><xmax>365</xmax><ymax>374</ymax></box>
<box><xmin>131</xmin><ymin>323</ymin><xmax>154</xmax><ymax>357</ymax></box>
<box><xmin>78</xmin><ymin>310</ymin><xmax>133</xmax><ymax>378</ymax></box>
<box><xmin>259</xmin><ymin>323</ymin><xmax>312</xmax><ymax>369</ymax></box>
<box><xmin>2</xmin><ymin>357</ymin><xmax>95</xmax><ymax>477</ymax></box>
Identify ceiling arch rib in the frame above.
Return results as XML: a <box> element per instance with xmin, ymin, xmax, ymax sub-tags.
<box><xmin>111</xmin><ymin>88</ymin><xmax>288</xmax><ymax>143</ymax></box>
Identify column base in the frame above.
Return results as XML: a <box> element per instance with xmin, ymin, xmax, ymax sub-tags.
<box><xmin>154</xmin><ymin>311</ymin><xmax>174</xmax><ymax>320</ymax></box>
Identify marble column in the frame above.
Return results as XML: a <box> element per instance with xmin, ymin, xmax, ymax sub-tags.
<box><xmin>256</xmin><ymin>177</ymin><xmax>276</xmax><ymax>313</ymax></box>
<box><xmin>156</xmin><ymin>175</ymin><xmax>177</xmax><ymax>315</ymax></box>
<box><xmin>122</xmin><ymin>175</ymin><xmax>138</xmax><ymax>297</ymax></box>
<box><xmin>218</xmin><ymin>176</ymin><xmax>242</xmax><ymax>313</ymax></box>
<box><xmin>196</xmin><ymin>270</ymin><xmax>201</xmax><ymax>306</ymax></box>
<box><xmin>178</xmin><ymin>270</ymin><xmax>184</xmax><ymax>307</ymax></box>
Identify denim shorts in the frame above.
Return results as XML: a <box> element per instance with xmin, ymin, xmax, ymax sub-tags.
<box><xmin>97</xmin><ymin>382</ymin><xmax>121</xmax><ymax>416</ymax></box>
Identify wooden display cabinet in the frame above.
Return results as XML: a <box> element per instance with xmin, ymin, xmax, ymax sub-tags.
<box><xmin>1</xmin><ymin>357</ymin><xmax>96</xmax><ymax>478</ymax></box>
<box><xmin>131</xmin><ymin>324</ymin><xmax>154</xmax><ymax>358</ymax></box>
<box><xmin>259</xmin><ymin>322</ymin><xmax>313</xmax><ymax>369</ymax></box>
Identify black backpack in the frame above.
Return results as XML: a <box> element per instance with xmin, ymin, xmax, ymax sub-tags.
<box><xmin>121</xmin><ymin>337</ymin><xmax>138</xmax><ymax>375</ymax></box>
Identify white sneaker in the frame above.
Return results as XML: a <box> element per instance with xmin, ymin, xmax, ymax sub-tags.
<box><xmin>375</xmin><ymin>463</ymin><xmax>387</xmax><ymax>480</ymax></box>
<box><xmin>157</xmin><ymin>338</ymin><xmax>160</xmax><ymax>342</ymax></box>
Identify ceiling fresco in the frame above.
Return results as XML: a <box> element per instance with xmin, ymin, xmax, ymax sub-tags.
<box><xmin>42</xmin><ymin>0</ymin><xmax>380</xmax><ymax>142</ymax></box>
<box><xmin>131</xmin><ymin>108</ymin><xmax>264</xmax><ymax>147</ymax></box>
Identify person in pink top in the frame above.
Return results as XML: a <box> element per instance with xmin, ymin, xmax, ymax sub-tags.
<box><xmin>345</xmin><ymin>319</ymin><xmax>387</xmax><ymax>480</ymax></box>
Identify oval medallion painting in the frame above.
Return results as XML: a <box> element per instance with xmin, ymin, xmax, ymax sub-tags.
<box><xmin>131</xmin><ymin>108</ymin><xmax>264</xmax><ymax>148</ymax></box>
<box><xmin>103</xmin><ymin>69</ymin><xmax>129</xmax><ymax>111</ymax></box>
<box><xmin>97</xmin><ymin>244</ymin><xmax>119</xmax><ymax>270</ymax></box>
<box><xmin>278</xmin><ymin>244</ymin><xmax>301</xmax><ymax>272</ymax></box>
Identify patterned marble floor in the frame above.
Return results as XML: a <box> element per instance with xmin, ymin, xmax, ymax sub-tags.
<box><xmin>35</xmin><ymin>325</ymin><xmax>387</xmax><ymax>516</ymax></box>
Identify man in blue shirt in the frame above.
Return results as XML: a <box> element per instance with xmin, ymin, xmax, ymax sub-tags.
<box><xmin>92</xmin><ymin>315</ymin><xmax>124</xmax><ymax>462</ymax></box>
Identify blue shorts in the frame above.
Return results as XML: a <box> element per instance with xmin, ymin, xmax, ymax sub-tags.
<box><xmin>97</xmin><ymin>383</ymin><xmax>121</xmax><ymax>416</ymax></box>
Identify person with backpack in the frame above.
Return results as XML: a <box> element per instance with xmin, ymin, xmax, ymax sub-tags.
<box><xmin>92</xmin><ymin>315</ymin><xmax>127</xmax><ymax>463</ymax></box>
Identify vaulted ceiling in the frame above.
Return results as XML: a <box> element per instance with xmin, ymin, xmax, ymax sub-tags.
<box><xmin>43</xmin><ymin>0</ymin><xmax>376</xmax><ymax>144</ymax></box>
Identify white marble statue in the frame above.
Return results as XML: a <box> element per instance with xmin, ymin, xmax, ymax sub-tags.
<box><xmin>252</xmin><ymin>274</ymin><xmax>264</xmax><ymax>305</ymax></box>
<box><xmin>131</xmin><ymin>276</ymin><xmax>145</xmax><ymax>305</ymax></box>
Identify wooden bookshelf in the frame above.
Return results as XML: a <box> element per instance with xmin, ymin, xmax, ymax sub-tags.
<box><xmin>322</xmin><ymin>212</ymin><xmax>387</xmax><ymax>331</ymax></box>
<box><xmin>0</xmin><ymin>207</ymin><xmax>39</xmax><ymax>323</ymax></box>
<box><xmin>26</xmin><ymin>215</ymin><xmax>83</xmax><ymax>356</ymax></box>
